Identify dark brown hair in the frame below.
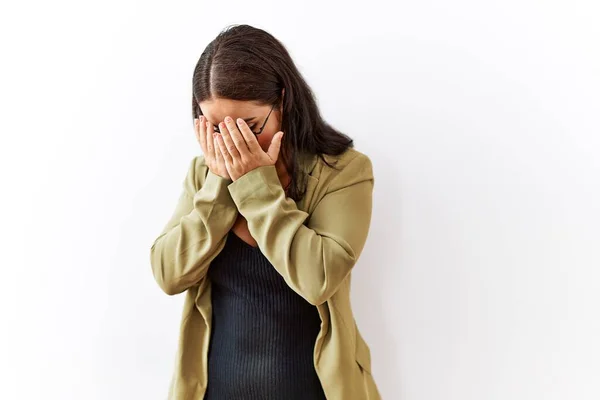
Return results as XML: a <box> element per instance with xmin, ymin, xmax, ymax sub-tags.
<box><xmin>191</xmin><ymin>24</ymin><xmax>354</xmax><ymax>202</ymax></box>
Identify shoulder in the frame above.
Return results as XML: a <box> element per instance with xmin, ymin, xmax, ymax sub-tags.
<box><xmin>316</xmin><ymin>148</ymin><xmax>374</xmax><ymax>191</ymax></box>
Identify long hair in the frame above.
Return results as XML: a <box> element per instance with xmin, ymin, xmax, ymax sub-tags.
<box><xmin>191</xmin><ymin>24</ymin><xmax>354</xmax><ymax>202</ymax></box>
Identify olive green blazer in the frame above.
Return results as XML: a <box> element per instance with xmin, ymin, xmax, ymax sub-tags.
<box><xmin>150</xmin><ymin>147</ymin><xmax>381</xmax><ymax>400</ymax></box>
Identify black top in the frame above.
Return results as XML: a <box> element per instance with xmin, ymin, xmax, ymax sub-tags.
<box><xmin>204</xmin><ymin>230</ymin><xmax>327</xmax><ymax>400</ymax></box>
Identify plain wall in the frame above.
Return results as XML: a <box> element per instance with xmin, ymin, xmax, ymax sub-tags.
<box><xmin>1</xmin><ymin>0</ymin><xmax>598</xmax><ymax>399</ymax></box>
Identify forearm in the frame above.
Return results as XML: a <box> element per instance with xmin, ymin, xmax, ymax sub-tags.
<box><xmin>151</xmin><ymin>170</ymin><xmax>238</xmax><ymax>295</ymax></box>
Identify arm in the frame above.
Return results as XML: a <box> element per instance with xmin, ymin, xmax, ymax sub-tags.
<box><xmin>150</xmin><ymin>156</ymin><xmax>239</xmax><ymax>295</ymax></box>
<box><xmin>227</xmin><ymin>153</ymin><xmax>374</xmax><ymax>306</ymax></box>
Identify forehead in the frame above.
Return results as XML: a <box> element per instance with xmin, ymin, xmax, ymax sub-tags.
<box><xmin>199</xmin><ymin>98</ymin><xmax>266</xmax><ymax>121</ymax></box>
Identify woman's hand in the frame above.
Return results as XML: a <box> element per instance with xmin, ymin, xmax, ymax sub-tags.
<box><xmin>194</xmin><ymin>116</ymin><xmax>231</xmax><ymax>180</ymax></box>
<box><xmin>214</xmin><ymin>116</ymin><xmax>284</xmax><ymax>181</ymax></box>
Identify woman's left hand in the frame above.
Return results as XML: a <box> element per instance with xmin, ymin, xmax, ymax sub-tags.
<box><xmin>214</xmin><ymin>116</ymin><xmax>284</xmax><ymax>181</ymax></box>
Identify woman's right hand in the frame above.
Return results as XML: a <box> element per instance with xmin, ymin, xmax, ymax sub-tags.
<box><xmin>194</xmin><ymin>116</ymin><xmax>231</xmax><ymax>180</ymax></box>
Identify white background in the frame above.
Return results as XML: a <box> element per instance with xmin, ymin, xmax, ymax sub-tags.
<box><xmin>1</xmin><ymin>1</ymin><xmax>599</xmax><ymax>399</ymax></box>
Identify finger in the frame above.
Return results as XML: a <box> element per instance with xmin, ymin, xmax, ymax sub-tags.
<box><xmin>215</xmin><ymin>131</ymin><xmax>233</xmax><ymax>163</ymax></box>
<box><xmin>221</xmin><ymin>118</ymin><xmax>247</xmax><ymax>158</ymax></box>
<box><xmin>267</xmin><ymin>131</ymin><xmax>284</xmax><ymax>162</ymax></box>
<box><xmin>205</xmin><ymin>120</ymin><xmax>215</xmax><ymax>157</ymax></box>
<box><xmin>235</xmin><ymin>118</ymin><xmax>261</xmax><ymax>153</ymax></box>
<box><xmin>196</xmin><ymin>116</ymin><xmax>207</xmax><ymax>154</ymax></box>
<box><xmin>214</xmin><ymin>134</ymin><xmax>223</xmax><ymax>164</ymax></box>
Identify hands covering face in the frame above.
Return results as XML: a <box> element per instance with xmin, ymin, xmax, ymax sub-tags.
<box><xmin>212</xmin><ymin>116</ymin><xmax>284</xmax><ymax>181</ymax></box>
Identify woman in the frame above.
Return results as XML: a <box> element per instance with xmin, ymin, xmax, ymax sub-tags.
<box><xmin>150</xmin><ymin>24</ymin><xmax>381</xmax><ymax>400</ymax></box>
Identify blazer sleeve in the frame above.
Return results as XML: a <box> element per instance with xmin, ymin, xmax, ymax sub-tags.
<box><xmin>227</xmin><ymin>153</ymin><xmax>374</xmax><ymax>306</ymax></box>
<box><xmin>150</xmin><ymin>156</ymin><xmax>239</xmax><ymax>295</ymax></box>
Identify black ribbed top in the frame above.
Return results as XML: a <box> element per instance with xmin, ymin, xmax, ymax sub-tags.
<box><xmin>204</xmin><ymin>230</ymin><xmax>326</xmax><ymax>400</ymax></box>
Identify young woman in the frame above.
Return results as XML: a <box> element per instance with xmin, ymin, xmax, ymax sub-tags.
<box><xmin>150</xmin><ymin>24</ymin><xmax>381</xmax><ymax>400</ymax></box>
